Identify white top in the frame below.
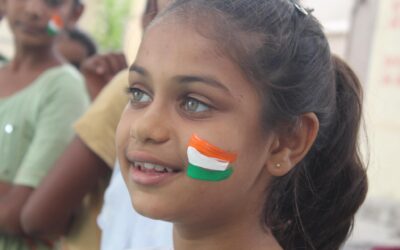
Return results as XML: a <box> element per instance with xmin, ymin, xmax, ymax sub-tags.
<box><xmin>97</xmin><ymin>163</ymin><xmax>174</xmax><ymax>250</ymax></box>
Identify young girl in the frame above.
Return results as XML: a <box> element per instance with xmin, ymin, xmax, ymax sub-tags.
<box><xmin>116</xmin><ymin>0</ymin><xmax>368</xmax><ymax>249</ymax></box>
<box><xmin>0</xmin><ymin>0</ymin><xmax>87</xmax><ymax>249</ymax></box>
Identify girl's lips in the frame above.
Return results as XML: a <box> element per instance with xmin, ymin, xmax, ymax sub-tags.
<box><xmin>126</xmin><ymin>150</ymin><xmax>182</xmax><ymax>171</ymax></box>
<box><xmin>126</xmin><ymin>151</ymin><xmax>184</xmax><ymax>186</ymax></box>
<box><xmin>129</xmin><ymin>164</ymin><xmax>182</xmax><ymax>186</ymax></box>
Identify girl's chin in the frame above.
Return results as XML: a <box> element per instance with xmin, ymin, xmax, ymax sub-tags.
<box><xmin>134</xmin><ymin>207</ymin><xmax>177</xmax><ymax>223</ymax></box>
<box><xmin>130</xmin><ymin>194</ymin><xmax>178</xmax><ymax>222</ymax></box>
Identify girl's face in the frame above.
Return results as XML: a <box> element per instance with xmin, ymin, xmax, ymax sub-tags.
<box><xmin>116</xmin><ymin>16</ymin><xmax>276</xmax><ymax>226</ymax></box>
<box><xmin>5</xmin><ymin>0</ymin><xmax>80</xmax><ymax>47</ymax></box>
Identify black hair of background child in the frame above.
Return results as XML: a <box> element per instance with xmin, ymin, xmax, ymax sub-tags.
<box><xmin>66</xmin><ymin>28</ymin><xmax>97</xmax><ymax>58</ymax></box>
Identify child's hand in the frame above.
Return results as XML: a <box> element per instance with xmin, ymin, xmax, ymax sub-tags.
<box><xmin>80</xmin><ymin>52</ymin><xmax>127</xmax><ymax>100</ymax></box>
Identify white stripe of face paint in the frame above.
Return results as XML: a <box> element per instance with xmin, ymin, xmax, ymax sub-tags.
<box><xmin>48</xmin><ymin>22</ymin><xmax>60</xmax><ymax>32</ymax></box>
<box><xmin>187</xmin><ymin>146</ymin><xmax>230</xmax><ymax>171</ymax></box>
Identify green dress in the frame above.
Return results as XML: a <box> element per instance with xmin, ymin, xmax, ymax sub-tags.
<box><xmin>0</xmin><ymin>64</ymin><xmax>90</xmax><ymax>250</ymax></box>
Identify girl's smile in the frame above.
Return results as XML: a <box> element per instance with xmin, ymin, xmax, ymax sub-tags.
<box><xmin>125</xmin><ymin>150</ymin><xmax>183</xmax><ymax>186</ymax></box>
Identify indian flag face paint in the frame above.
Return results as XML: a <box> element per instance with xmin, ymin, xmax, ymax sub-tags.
<box><xmin>47</xmin><ymin>14</ymin><xmax>64</xmax><ymax>36</ymax></box>
<box><xmin>187</xmin><ymin>134</ymin><xmax>237</xmax><ymax>182</ymax></box>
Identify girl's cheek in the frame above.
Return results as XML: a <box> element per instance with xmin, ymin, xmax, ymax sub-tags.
<box><xmin>116</xmin><ymin>118</ymin><xmax>129</xmax><ymax>152</ymax></box>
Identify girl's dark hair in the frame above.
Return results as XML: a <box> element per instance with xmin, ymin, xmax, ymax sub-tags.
<box><xmin>166</xmin><ymin>0</ymin><xmax>368</xmax><ymax>249</ymax></box>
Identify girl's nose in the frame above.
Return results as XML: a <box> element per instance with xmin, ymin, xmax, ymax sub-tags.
<box><xmin>130</xmin><ymin>104</ymin><xmax>171</xmax><ymax>145</ymax></box>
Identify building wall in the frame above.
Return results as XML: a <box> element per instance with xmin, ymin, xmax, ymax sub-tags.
<box><xmin>303</xmin><ymin>0</ymin><xmax>356</xmax><ymax>57</ymax></box>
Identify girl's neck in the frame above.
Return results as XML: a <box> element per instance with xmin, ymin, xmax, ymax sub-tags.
<box><xmin>172</xmin><ymin>211</ymin><xmax>282</xmax><ymax>250</ymax></box>
<box><xmin>11</xmin><ymin>43</ymin><xmax>63</xmax><ymax>72</ymax></box>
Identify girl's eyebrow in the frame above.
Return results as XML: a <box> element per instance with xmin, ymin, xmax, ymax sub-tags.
<box><xmin>174</xmin><ymin>75</ymin><xmax>231</xmax><ymax>94</ymax></box>
<box><xmin>130</xmin><ymin>64</ymin><xmax>231</xmax><ymax>94</ymax></box>
<box><xmin>129</xmin><ymin>64</ymin><xmax>148</xmax><ymax>77</ymax></box>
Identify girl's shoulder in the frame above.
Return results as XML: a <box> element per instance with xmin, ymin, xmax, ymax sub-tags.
<box><xmin>43</xmin><ymin>63</ymin><xmax>89</xmax><ymax>99</ymax></box>
<box><xmin>35</xmin><ymin>64</ymin><xmax>87</xmax><ymax>96</ymax></box>
<box><xmin>39</xmin><ymin>64</ymin><xmax>84</xmax><ymax>84</ymax></box>
<box><xmin>0</xmin><ymin>64</ymin><xmax>85</xmax><ymax>103</ymax></box>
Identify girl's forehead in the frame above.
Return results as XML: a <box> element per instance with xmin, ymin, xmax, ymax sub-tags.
<box><xmin>140</xmin><ymin>15</ymin><xmax>224</xmax><ymax>67</ymax></box>
<box><xmin>143</xmin><ymin>16</ymin><xmax>212</xmax><ymax>55</ymax></box>
<box><xmin>135</xmin><ymin>15</ymin><xmax>256</xmax><ymax>99</ymax></box>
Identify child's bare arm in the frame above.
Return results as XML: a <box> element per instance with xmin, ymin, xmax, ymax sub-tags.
<box><xmin>20</xmin><ymin>136</ymin><xmax>110</xmax><ymax>238</ymax></box>
<box><xmin>0</xmin><ymin>183</ymin><xmax>33</xmax><ymax>235</ymax></box>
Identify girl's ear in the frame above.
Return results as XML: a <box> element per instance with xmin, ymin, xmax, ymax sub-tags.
<box><xmin>265</xmin><ymin>113</ymin><xmax>319</xmax><ymax>176</ymax></box>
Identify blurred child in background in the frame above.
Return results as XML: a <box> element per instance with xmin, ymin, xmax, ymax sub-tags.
<box><xmin>0</xmin><ymin>0</ymin><xmax>88</xmax><ymax>249</ymax></box>
<box><xmin>21</xmin><ymin>1</ymin><xmax>172</xmax><ymax>250</ymax></box>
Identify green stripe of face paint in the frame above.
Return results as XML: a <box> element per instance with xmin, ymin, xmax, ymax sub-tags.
<box><xmin>47</xmin><ymin>27</ymin><xmax>58</xmax><ymax>36</ymax></box>
<box><xmin>187</xmin><ymin>163</ymin><xmax>233</xmax><ymax>182</ymax></box>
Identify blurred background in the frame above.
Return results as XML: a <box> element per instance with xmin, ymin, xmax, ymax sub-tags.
<box><xmin>1</xmin><ymin>0</ymin><xmax>399</xmax><ymax>249</ymax></box>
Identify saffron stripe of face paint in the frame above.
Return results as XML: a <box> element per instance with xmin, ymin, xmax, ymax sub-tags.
<box><xmin>187</xmin><ymin>146</ymin><xmax>229</xmax><ymax>171</ymax></box>
<box><xmin>187</xmin><ymin>163</ymin><xmax>233</xmax><ymax>182</ymax></box>
<box><xmin>47</xmin><ymin>15</ymin><xmax>64</xmax><ymax>36</ymax></box>
<box><xmin>188</xmin><ymin>134</ymin><xmax>237</xmax><ymax>162</ymax></box>
<box><xmin>186</xmin><ymin>134</ymin><xmax>237</xmax><ymax>182</ymax></box>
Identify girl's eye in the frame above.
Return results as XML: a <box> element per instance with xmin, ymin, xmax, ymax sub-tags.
<box><xmin>183</xmin><ymin>98</ymin><xmax>210</xmax><ymax>113</ymax></box>
<box><xmin>127</xmin><ymin>87</ymin><xmax>152</xmax><ymax>104</ymax></box>
<box><xmin>44</xmin><ymin>0</ymin><xmax>63</xmax><ymax>7</ymax></box>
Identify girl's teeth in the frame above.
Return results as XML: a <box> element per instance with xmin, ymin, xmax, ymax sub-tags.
<box><xmin>143</xmin><ymin>163</ymin><xmax>154</xmax><ymax>170</ymax></box>
<box><xmin>136</xmin><ymin>162</ymin><xmax>174</xmax><ymax>173</ymax></box>
<box><xmin>155</xmin><ymin>165</ymin><xmax>165</xmax><ymax>171</ymax></box>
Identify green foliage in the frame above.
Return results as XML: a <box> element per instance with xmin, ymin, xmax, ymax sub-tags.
<box><xmin>93</xmin><ymin>0</ymin><xmax>132</xmax><ymax>51</ymax></box>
